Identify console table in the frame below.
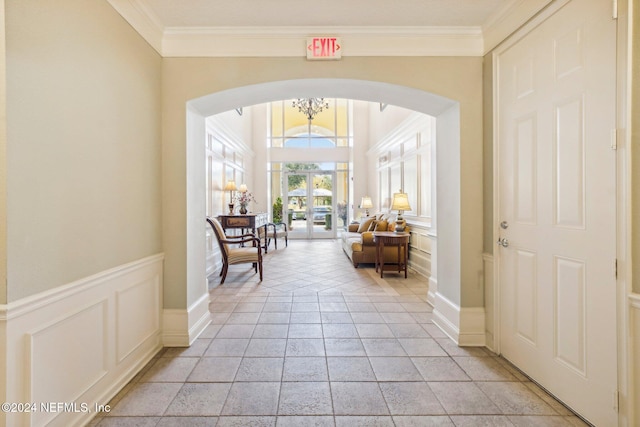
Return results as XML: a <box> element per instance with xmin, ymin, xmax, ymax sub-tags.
<box><xmin>218</xmin><ymin>213</ymin><xmax>269</xmax><ymax>251</ymax></box>
<box><xmin>373</xmin><ymin>231</ymin><xmax>410</xmax><ymax>278</ymax></box>
<box><xmin>218</xmin><ymin>213</ymin><xmax>267</xmax><ymax>233</ymax></box>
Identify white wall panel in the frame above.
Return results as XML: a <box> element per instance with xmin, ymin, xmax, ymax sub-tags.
<box><xmin>29</xmin><ymin>301</ymin><xmax>108</xmax><ymax>426</ymax></box>
<box><xmin>408</xmin><ymin>225</ymin><xmax>432</xmax><ymax>280</ymax></box>
<box><xmin>116</xmin><ymin>277</ymin><xmax>161</xmax><ymax>362</ymax></box>
<box><xmin>0</xmin><ymin>254</ymin><xmax>163</xmax><ymax>427</ymax></box>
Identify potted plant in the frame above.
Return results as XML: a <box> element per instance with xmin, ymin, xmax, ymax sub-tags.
<box><xmin>272</xmin><ymin>197</ymin><xmax>283</xmax><ymax>223</ymax></box>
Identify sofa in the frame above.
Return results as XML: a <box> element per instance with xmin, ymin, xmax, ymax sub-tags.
<box><xmin>341</xmin><ymin>214</ymin><xmax>409</xmax><ymax>267</ymax></box>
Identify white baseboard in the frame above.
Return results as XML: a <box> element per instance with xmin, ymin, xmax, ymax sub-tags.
<box><xmin>163</xmin><ymin>292</ymin><xmax>211</xmax><ymax>347</ymax></box>
<box><xmin>0</xmin><ymin>254</ymin><xmax>164</xmax><ymax>427</ymax></box>
<box><xmin>432</xmin><ymin>292</ymin><xmax>486</xmax><ymax>347</ymax></box>
<box><xmin>427</xmin><ymin>277</ymin><xmax>438</xmax><ymax>306</ymax></box>
<box><xmin>483</xmin><ymin>253</ymin><xmax>496</xmax><ymax>352</ymax></box>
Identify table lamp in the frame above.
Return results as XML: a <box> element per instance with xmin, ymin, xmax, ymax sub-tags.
<box><xmin>360</xmin><ymin>196</ymin><xmax>373</xmax><ymax>217</ymax></box>
<box><xmin>391</xmin><ymin>190</ymin><xmax>411</xmax><ymax>232</ymax></box>
<box><xmin>224</xmin><ymin>180</ymin><xmax>237</xmax><ymax>214</ymax></box>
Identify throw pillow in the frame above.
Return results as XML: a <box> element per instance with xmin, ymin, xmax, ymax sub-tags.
<box><xmin>368</xmin><ymin>220</ymin><xmax>378</xmax><ymax>231</ymax></box>
<box><xmin>357</xmin><ymin>217</ymin><xmax>375</xmax><ymax>233</ymax></box>
<box><xmin>374</xmin><ymin>220</ymin><xmax>388</xmax><ymax>231</ymax></box>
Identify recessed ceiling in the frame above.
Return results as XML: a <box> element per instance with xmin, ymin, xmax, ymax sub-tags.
<box><xmin>142</xmin><ymin>0</ymin><xmax>510</xmax><ymax>28</ymax></box>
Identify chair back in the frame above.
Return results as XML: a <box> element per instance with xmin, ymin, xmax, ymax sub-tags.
<box><xmin>206</xmin><ymin>217</ymin><xmax>229</xmax><ymax>254</ymax></box>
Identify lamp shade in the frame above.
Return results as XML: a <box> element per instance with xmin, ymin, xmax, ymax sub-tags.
<box><xmin>223</xmin><ymin>180</ymin><xmax>237</xmax><ymax>191</ymax></box>
<box><xmin>360</xmin><ymin>196</ymin><xmax>373</xmax><ymax>209</ymax></box>
<box><xmin>391</xmin><ymin>192</ymin><xmax>411</xmax><ymax>211</ymax></box>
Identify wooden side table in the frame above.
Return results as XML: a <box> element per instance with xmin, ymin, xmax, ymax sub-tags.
<box><xmin>373</xmin><ymin>231</ymin><xmax>410</xmax><ymax>278</ymax></box>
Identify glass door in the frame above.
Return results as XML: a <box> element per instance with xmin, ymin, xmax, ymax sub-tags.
<box><xmin>284</xmin><ymin>171</ymin><xmax>336</xmax><ymax>239</ymax></box>
<box><xmin>285</xmin><ymin>172</ymin><xmax>309</xmax><ymax>239</ymax></box>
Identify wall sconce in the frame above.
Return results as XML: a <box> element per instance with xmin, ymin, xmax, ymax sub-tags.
<box><xmin>223</xmin><ymin>180</ymin><xmax>237</xmax><ymax>214</ymax></box>
<box><xmin>360</xmin><ymin>196</ymin><xmax>373</xmax><ymax>217</ymax></box>
<box><xmin>391</xmin><ymin>190</ymin><xmax>411</xmax><ymax>232</ymax></box>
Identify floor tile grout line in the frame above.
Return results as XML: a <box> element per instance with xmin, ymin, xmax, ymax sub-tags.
<box><xmin>96</xmin><ymin>240</ymin><xmax>575</xmax><ymax>425</ymax></box>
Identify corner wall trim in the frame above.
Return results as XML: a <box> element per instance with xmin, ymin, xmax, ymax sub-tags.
<box><xmin>427</xmin><ymin>278</ymin><xmax>438</xmax><ymax>306</ymax></box>
<box><xmin>432</xmin><ymin>292</ymin><xmax>486</xmax><ymax>347</ymax></box>
<box><xmin>163</xmin><ymin>292</ymin><xmax>211</xmax><ymax>347</ymax></box>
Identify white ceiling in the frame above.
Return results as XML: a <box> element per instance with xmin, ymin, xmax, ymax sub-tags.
<box><xmin>107</xmin><ymin>0</ymin><xmax>552</xmax><ymax>56</ymax></box>
<box><xmin>142</xmin><ymin>0</ymin><xmax>510</xmax><ymax>28</ymax></box>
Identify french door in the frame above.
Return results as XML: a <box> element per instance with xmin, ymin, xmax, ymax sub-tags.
<box><xmin>496</xmin><ymin>1</ymin><xmax>617</xmax><ymax>425</ymax></box>
<box><xmin>284</xmin><ymin>171</ymin><xmax>336</xmax><ymax>239</ymax></box>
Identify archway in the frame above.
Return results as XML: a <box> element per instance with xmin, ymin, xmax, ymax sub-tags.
<box><xmin>178</xmin><ymin>78</ymin><xmax>471</xmax><ymax>345</ymax></box>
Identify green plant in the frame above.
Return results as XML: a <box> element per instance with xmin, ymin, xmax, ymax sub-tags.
<box><xmin>325</xmin><ymin>213</ymin><xmax>332</xmax><ymax>230</ymax></box>
<box><xmin>272</xmin><ymin>197</ymin><xmax>283</xmax><ymax>223</ymax></box>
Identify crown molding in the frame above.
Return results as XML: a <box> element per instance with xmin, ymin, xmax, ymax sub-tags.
<box><xmin>162</xmin><ymin>26</ymin><xmax>484</xmax><ymax>57</ymax></box>
<box><xmin>107</xmin><ymin>0</ymin><xmax>164</xmax><ymax>53</ymax></box>
<box><xmin>482</xmin><ymin>0</ymin><xmax>553</xmax><ymax>54</ymax></box>
<box><xmin>107</xmin><ymin>1</ymin><xmax>551</xmax><ymax>58</ymax></box>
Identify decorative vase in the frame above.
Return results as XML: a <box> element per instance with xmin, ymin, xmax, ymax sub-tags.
<box><xmin>239</xmin><ymin>205</ymin><xmax>247</xmax><ymax>215</ymax></box>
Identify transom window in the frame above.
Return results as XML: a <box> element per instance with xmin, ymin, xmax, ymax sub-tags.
<box><xmin>268</xmin><ymin>99</ymin><xmax>352</xmax><ymax>148</ymax></box>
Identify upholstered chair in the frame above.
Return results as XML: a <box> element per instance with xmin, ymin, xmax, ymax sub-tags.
<box><xmin>258</xmin><ymin>222</ymin><xmax>288</xmax><ymax>250</ymax></box>
<box><xmin>207</xmin><ymin>217</ymin><xmax>263</xmax><ymax>284</ymax></box>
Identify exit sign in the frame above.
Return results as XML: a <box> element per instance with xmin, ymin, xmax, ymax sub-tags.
<box><xmin>307</xmin><ymin>37</ymin><xmax>342</xmax><ymax>60</ymax></box>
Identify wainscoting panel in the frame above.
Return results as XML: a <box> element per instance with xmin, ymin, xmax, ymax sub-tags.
<box><xmin>0</xmin><ymin>254</ymin><xmax>163</xmax><ymax>427</ymax></box>
<box><xmin>28</xmin><ymin>301</ymin><xmax>109</xmax><ymax>426</ymax></box>
<box><xmin>408</xmin><ymin>224</ymin><xmax>432</xmax><ymax>280</ymax></box>
<box><xmin>116</xmin><ymin>276</ymin><xmax>162</xmax><ymax>363</ymax></box>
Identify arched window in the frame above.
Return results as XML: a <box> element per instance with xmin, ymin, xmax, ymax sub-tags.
<box><xmin>268</xmin><ymin>98</ymin><xmax>352</xmax><ymax>148</ymax></box>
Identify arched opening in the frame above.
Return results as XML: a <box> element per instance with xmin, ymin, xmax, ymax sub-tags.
<box><xmin>181</xmin><ymin>78</ymin><xmax>464</xmax><ymax>342</ymax></box>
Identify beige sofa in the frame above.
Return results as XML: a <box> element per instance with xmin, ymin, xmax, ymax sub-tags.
<box><xmin>341</xmin><ymin>214</ymin><xmax>409</xmax><ymax>267</ymax></box>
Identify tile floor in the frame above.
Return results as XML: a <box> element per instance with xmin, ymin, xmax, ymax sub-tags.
<box><xmin>91</xmin><ymin>239</ymin><xmax>588</xmax><ymax>427</ymax></box>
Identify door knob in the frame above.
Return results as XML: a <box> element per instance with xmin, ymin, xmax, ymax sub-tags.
<box><xmin>497</xmin><ymin>237</ymin><xmax>509</xmax><ymax>248</ymax></box>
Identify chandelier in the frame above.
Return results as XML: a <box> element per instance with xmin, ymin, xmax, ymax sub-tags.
<box><xmin>292</xmin><ymin>98</ymin><xmax>329</xmax><ymax>121</ymax></box>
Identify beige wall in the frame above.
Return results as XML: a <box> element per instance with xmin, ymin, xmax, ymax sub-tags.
<box><xmin>162</xmin><ymin>57</ymin><xmax>484</xmax><ymax>309</ymax></box>
<box><xmin>5</xmin><ymin>0</ymin><xmax>162</xmax><ymax>302</ymax></box>
<box><xmin>632</xmin><ymin>0</ymin><xmax>640</xmax><ymax>294</ymax></box>
<box><xmin>482</xmin><ymin>54</ymin><xmax>494</xmax><ymax>256</ymax></box>
<box><xmin>0</xmin><ymin>1</ymin><xmax>7</xmax><ymax>305</ymax></box>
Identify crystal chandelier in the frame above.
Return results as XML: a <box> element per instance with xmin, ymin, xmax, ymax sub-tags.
<box><xmin>292</xmin><ymin>98</ymin><xmax>329</xmax><ymax>121</ymax></box>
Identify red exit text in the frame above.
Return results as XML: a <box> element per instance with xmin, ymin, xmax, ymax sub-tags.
<box><xmin>307</xmin><ymin>37</ymin><xmax>342</xmax><ymax>60</ymax></box>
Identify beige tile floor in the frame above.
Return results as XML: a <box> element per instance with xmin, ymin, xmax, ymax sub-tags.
<box><xmin>91</xmin><ymin>239</ymin><xmax>589</xmax><ymax>427</ymax></box>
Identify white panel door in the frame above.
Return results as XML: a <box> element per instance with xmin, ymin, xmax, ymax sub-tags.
<box><xmin>496</xmin><ymin>1</ymin><xmax>617</xmax><ymax>425</ymax></box>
